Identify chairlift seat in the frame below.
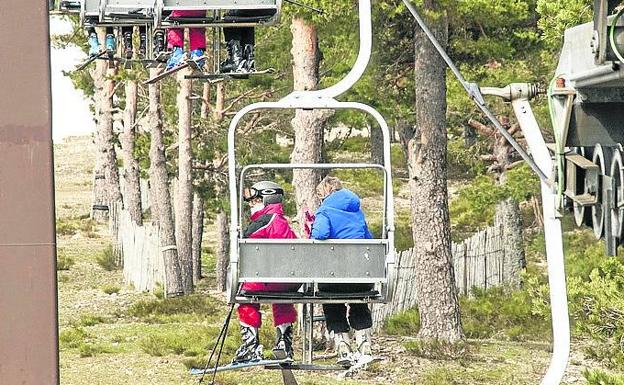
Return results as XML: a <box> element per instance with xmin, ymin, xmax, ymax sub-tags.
<box><xmin>81</xmin><ymin>0</ymin><xmax>156</xmax><ymax>25</ymax></box>
<box><xmin>157</xmin><ymin>0</ymin><xmax>280</xmax><ymax>27</ymax></box>
<box><xmin>239</xmin><ymin>289</ymin><xmax>380</xmax><ymax>300</ymax></box>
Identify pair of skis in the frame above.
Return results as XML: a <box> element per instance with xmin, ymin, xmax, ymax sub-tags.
<box><xmin>75</xmin><ymin>51</ymin><xmax>157</xmax><ymax>71</ymax></box>
<box><xmin>190</xmin><ymin>359</ymin><xmax>331</xmax><ymax>385</ymax></box>
<box><xmin>142</xmin><ymin>59</ymin><xmax>275</xmax><ymax>85</ymax></box>
<box><xmin>141</xmin><ymin>55</ymin><xmax>207</xmax><ymax>85</ymax></box>
<box><xmin>189</xmin><ymin>355</ymin><xmax>382</xmax><ymax>381</ymax></box>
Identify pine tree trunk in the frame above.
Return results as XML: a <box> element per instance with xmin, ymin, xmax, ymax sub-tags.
<box><xmin>215</xmin><ymin>209</ymin><xmax>229</xmax><ymax>292</ymax></box>
<box><xmin>406</xmin><ymin>3</ymin><xmax>464</xmax><ymax>343</ymax></box>
<box><xmin>102</xmin><ymin>65</ymin><xmax>122</xmax><ymax>205</ymax></box>
<box><xmin>201</xmin><ymin>83</ymin><xmax>211</xmax><ymax>119</ymax></box>
<box><xmin>91</xmin><ymin>28</ymin><xmax>122</xmax><ymax>221</ymax></box>
<box><xmin>370</xmin><ymin>124</ymin><xmax>384</xmax><ymax>165</ymax></box>
<box><xmin>121</xmin><ymin>79</ymin><xmax>143</xmax><ymax>225</ymax></box>
<box><xmin>211</xmin><ymin>80</ymin><xmax>229</xmax><ymax>291</ymax></box>
<box><xmin>175</xmin><ymin>69</ymin><xmax>195</xmax><ymax>295</ymax></box>
<box><xmin>191</xmin><ymin>193</ymin><xmax>204</xmax><ymax>285</ymax></box>
<box><xmin>290</xmin><ymin>17</ymin><xmax>333</xmax><ymax>232</ymax></box>
<box><xmin>90</xmin><ymin>53</ymin><xmax>108</xmax><ymax>222</ymax></box>
<box><xmin>148</xmin><ymin>67</ymin><xmax>184</xmax><ymax>297</ymax></box>
<box><xmin>497</xmin><ymin>198</ymin><xmax>526</xmax><ymax>289</ymax></box>
<box><xmin>213</xmin><ymin>82</ymin><xmax>225</xmax><ymax>122</ymax></box>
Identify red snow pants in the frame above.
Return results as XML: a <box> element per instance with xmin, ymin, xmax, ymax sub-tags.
<box><xmin>166</xmin><ymin>10</ymin><xmax>206</xmax><ymax>51</ymax></box>
<box><xmin>238</xmin><ymin>282</ymin><xmax>300</xmax><ymax>328</ymax></box>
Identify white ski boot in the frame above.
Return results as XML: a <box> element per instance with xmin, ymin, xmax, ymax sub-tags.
<box><xmin>333</xmin><ymin>332</ymin><xmax>354</xmax><ymax>366</ymax></box>
<box><xmin>354</xmin><ymin>328</ymin><xmax>372</xmax><ymax>357</ymax></box>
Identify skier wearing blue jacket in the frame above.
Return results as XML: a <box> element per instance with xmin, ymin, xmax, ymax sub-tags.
<box><xmin>311</xmin><ymin>176</ymin><xmax>374</xmax><ymax>365</ymax></box>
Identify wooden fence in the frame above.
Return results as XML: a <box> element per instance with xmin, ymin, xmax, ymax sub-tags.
<box><xmin>109</xmin><ymin>202</ymin><xmax>165</xmax><ymax>292</ymax></box>
<box><xmin>371</xmin><ymin>200</ymin><xmax>525</xmax><ymax>330</ymax></box>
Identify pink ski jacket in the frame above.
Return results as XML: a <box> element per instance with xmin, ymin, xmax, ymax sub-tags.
<box><xmin>243</xmin><ymin>203</ymin><xmax>297</xmax><ymax>239</ymax></box>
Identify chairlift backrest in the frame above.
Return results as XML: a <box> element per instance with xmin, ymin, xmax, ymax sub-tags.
<box><xmin>72</xmin><ymin>0</ymin><xmax>281</xmax><ymax>27</ymax></box>
<box><xmin>238</xmin><ymin>239</ymin><xmax>388</xmax><ymax>284</ymax></box>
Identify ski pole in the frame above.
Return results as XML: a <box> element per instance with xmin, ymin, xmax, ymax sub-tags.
<box><xmin>198</xmin><ymin>303</ymin><xmax>235</xmax><ymax>384</ymax></box>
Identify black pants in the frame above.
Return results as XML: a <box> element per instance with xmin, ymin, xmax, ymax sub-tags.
<box><xmin>319</xmin><ymin>284</ymin><xmax>373</xmax><ymax>333</ymax></box>
<box><xmin>121</xmin><ymin>26</ymin><xmax>147</xmax><ymax>36</ymax></box>
<box><xmin>223</xmin><ymin>9</ymin><xmax>276</xmax><ymax>46</ymax></box>
<box><xmin>85</xmin><ymin>22</ymin><xmax>114</xmax><ymax>36</ymax></box>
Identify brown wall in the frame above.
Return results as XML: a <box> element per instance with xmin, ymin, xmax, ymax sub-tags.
<box><xmin>0</xmin><ymin>1</ymin><xmax>59</xmax><ymax>384</ymax></box>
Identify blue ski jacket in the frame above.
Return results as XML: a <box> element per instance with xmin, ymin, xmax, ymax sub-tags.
<box><xmin>311</xmin><ymin>188</ymin><xmax>373</xmax><ymax>240</ymax></box>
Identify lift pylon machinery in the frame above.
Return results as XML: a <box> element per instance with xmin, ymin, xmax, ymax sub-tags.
<box><xmin>401</xmin><ymin>2</ymin><xmax>575</xmax><ymax>385</ymax></box>
<box><xmin>401</xmin><ymin>2</ymin><xmax>624</xmax><ymax>385</ymax></box>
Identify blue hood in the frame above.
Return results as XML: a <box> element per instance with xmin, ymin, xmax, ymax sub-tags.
<box><xmin>322</xmin><ymin>189</ymin><xmax>361</xmax><ymax>213</ymax></box>
<box><xmin>311</xmin><ymin>189</ymin><xmax>373</xmax><ymax>240</ymax></box>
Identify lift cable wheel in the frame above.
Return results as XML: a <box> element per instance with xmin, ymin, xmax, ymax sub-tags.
<box><xmin>401</xmin><ymin>0</ymin><xmax>552</xmax><ymax>188</ymax></box>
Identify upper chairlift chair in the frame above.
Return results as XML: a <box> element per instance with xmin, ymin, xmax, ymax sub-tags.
<box><xmin>155</xmin><ymin>0</ymin><xmax>282</xmax><ymax>29</ymax></box>
<box><xmin>64</xmin><ymin>1</ymin><xmax>282</xmax><ymax>72</ymax></box>
<box><xmin>77</xmin><ymin>0</ymin><xmax>156</xmax><ymax>26</ymax></box>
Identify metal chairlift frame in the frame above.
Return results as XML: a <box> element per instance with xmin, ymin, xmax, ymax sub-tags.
<box><xmin>82</xmin><ymin>0</ymin><xmax>281</xmax><ymax>26</ymax></box>
<box><xmin>226</xmin><ymin>0</ymin><xmax>396</xmax><ymax>307</ymax></box>
<box><xmin>226</xmin><ymin>1</ymin><xmax>396</xmax><ymax>369</ymax></box>
<box><xmin>156</xmin><ymin>0</ymin><xmax>281</xmax><ymax>28</ymax></box>
<box><xmin>79</xmin><ymin>0</ymin><xmax>156</xmax><ymax>26</ymax></box>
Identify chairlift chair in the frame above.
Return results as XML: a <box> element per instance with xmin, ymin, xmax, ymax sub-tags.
<box><xmin>78</xmin><ymin>0</ymin><xmax>156</xmax><ymax>26</ymax></box>
<box><xmin>222</xmin><ymin>2</ymin><xmax>395</xmax><ymax>370</ymax></box>
<box><xmin>155</xmin><ymin>0</ymin><xmax>282</xmax><ymax>28</ymax></box>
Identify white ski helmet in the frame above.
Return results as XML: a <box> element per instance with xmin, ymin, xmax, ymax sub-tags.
<box><xmin>244</xmin><ymin>180</ymin><xmax>284</xmax><ymax>205</ymax></box>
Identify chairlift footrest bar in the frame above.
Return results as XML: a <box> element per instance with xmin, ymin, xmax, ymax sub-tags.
<box><xmin>164</xmin><ymin>16</ymin><xmax>216</xmax><ymax>24</ymax></box>
<box><xmin>239</xmin><ymin>290</ymin><xmax>381</xmax><ymax>300</ymax></box>
<box><xmin>222</xmin><ymin>15</ymin><xmax>275</xmax><ymax>23</ymax></box>
<box><xmin>264</xmin><ymin>363</ymin><xmax>347</xmax><ymax>371</ymax></box>
<box><xmin>316</xmin><ymin>290</ymin><xmax>380</xmax><ymax>298</ymax></box>
<box><xmin>185</xmin><ymin>68</ymin><xmax>276</xmax><ymax>81</ymax></box>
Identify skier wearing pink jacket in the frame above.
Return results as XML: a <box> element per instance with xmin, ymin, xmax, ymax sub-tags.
<box><xmin>232</xmin><ymin>181</ymin><xmax>300</xmax><ymax>364</ymax></box>
<box><xmin>165</xmin><ymin>10</ymin><xmax>207</xmax><ymax>70</ymax></box>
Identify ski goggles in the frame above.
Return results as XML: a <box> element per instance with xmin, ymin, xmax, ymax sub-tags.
<box><xmin>243</xmin><ymin>187</ymin><xmax>284</xmax><ymax>202</ymax></box>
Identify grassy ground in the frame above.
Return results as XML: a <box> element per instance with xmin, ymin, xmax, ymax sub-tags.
<box><xmin>56</xmin><ymin>136</ymin><xmax>599</xmax><ymax>385</ymax></box>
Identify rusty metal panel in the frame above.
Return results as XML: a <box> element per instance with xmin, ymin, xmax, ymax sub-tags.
<box><xmin>0</xmin><ymin>0</ymin><xmax>59</xmax><ymax>384</ymax></box>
